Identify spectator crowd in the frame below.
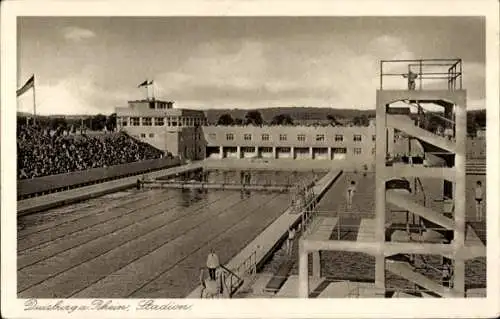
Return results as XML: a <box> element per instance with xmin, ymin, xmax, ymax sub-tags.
<box><xmin>18</xmin><ymin>124</ymin><xmax>164</xmax><ymax>180</ymax></box>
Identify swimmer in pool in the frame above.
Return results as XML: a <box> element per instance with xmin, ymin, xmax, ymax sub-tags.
<box><xmin>346</xmin><ymin>181</ymin><xmax>357</xmax><ymax>210</ymax></box>
<box><xmin>475</xmin><ymin>181</ymin><xmax>484</xmax><ymax>221</ymax></box>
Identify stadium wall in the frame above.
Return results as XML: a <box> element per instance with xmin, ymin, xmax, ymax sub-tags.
<box><xmin>17</xmin><ymin>157</ymin><xmax>180</xmax><ymax>199</ymax></box>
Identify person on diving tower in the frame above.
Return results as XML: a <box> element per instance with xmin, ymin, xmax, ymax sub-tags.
<box><xmin>402</xmin><ymin>70</ymin><xmax>418</xmax><ymax>90</ymax></box>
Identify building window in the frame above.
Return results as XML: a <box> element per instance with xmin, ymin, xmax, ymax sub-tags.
<box><xmin>354</xmin><ymin>148</ymin><xmax>362</xmax><ymax>155</ymax></box>
<box><xmin>372</xmin><ymin>147</ymin><xmax>376</xmax><ymax>155</ymax></box>
<box><xmin>280</xmin><ymin>134</ymin><xmax>287</xmax><ymax>141</ymax></box>
<box><xmin>154</xmin><ymin>117</ymin><xmax>164</xmax><ymax>126</ymax></box>
<box><xmin>372</xmin><ymin>134</ymin><xmax>376</xmax><ymax>141</ymax></box>
<box><xmin>226</xmin><ymin>133</ymin><xmax>234</xmax><ymax>141</ymax></box>
<box><xmin>131</xmin><ymin>117</ymin><xmax>140</xmax><ymax>126</ymax></box>
<box><xmin>262</xmin><ymin>133</ymin><xmax>270</xmax><ymax>141</ymax></box>
<box><xmin>149</xmin><ymin>101</ymin><xmax>155</xmax><ymax>109</ymax></box>
<box><xmin>297</xmin><ymin>134</ymin><xmax>306</xmax><ymax>142</ymax></box>
<box><xmin>332</xmin><ymin>147</ymin><xmax>347</xmax><ymax>154</ymax></box>
<box><xmin>149</xmin><ymin>133</ymin><xmax>154</xmax><ymax>138</ymax></box>
<box><xmin>142</xmin><ymin>117</ymin><xmax>152</xmax><ymax>126</ymax></box>
<box><xmin>121</xmin><ymin>118</ymin><xmax>128</xmax><ymax>126</ymax></box>
<box><xmin>209</xmin><ymin>133</ymin><xmax>216</xmax><ymax>139</ymax></box>
<box><xmin>171</xmin><ymin>118</ymin><xmax>177</xmax><ymax>126</ymax></box>
<box><xmin>335</xmin><ymin>134</ymin><xmax>343</xmax><ymax>142</ymax></box>
<box><xmin>316</xmin><ymin>134</ymin><xmax>325</xmax><ymax>142</ymax></box>
<box><xmin>140</xmin><ymin>133</ymin><xmax>146</xmax><ymax>138</ymax></box>
<box><xmin>353</xmin><ymin>134</ymin><xmax>362</xmax><ymax>142</ymax></box>
<box><xmin>244</xmin><ymin>133</ymin><xmax>252</xmax><ymax>141</ymax></box>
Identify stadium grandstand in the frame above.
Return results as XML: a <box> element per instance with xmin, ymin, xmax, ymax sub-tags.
<box><xmin>17</xmin><ymin>124</ymin><xmax>165</xmax><ymax>180</ymax></box>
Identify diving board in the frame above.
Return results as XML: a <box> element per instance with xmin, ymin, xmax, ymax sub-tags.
<box><xmin>387</xmin><ymin>114</ymin><xmax>456</xmax><ymax>153</ymax></box>
<box><xmin>386</xmin><ymin>190</ymin><xmax>456</xmax><ymax>231</ymax></box>
<box><xmin>386</xmin><ymin>260</ymin><xmax>462</xmax><ymax>298</ymax></box>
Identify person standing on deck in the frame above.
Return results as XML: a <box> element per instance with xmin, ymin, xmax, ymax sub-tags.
<box><xmin>441</xmin><ymin>260</ymin><xmax>453</xmax><ymax>288</ymax></box>
<box><xmin>475</xmin><ymin>181</ymin><xmax>484</xmax><ymax>221</ymax></box>
<box><xmin>286</xmin><ymin>227</ymin><xmax>296</xmax><ymax>256</ymax></box>
<box><xmin>199</xmin><ymin>251</ymin><xmax>229</xmax><ymax>298</ymax></box>
<box><xmin>346</xmin><ymin>181</ymin><xmax>357</xmax><ymax>210</ymax></box>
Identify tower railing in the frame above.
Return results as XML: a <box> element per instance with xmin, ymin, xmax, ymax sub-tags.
<box><xmin>379</xmin><ymin>59</ymin><xmax>463</xmax><ymax>91</ymax></box>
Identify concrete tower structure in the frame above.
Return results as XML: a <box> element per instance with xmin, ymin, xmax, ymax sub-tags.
<box><xmin>297</xmin><ymin>59</ymin><xmax>485</xmax><ymax>298</ymax></box>
<box><xmin>376</xmin><ymin>58</ymin><xmax>468</xmax><ymax>296</ymax></box>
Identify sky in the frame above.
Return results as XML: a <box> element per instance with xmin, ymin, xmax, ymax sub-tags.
<box><xmin>17</xmin><ymin>16</ymin><xmax>486</xmax><ymax>115</ymax></box>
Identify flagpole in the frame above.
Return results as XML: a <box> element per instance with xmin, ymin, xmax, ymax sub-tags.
<box><xmin>32</xmin><ymin>75</ymin><xmax>37</xmax><ymax>125</ymax></box>
<box><xmin>146</xmin><ymin>79</ymin><xmax>150</xmax><ymax>100</ymax></box>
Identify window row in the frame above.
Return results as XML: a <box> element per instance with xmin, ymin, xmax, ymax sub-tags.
<box><xmin>209</xmin><ymin>133</ymin><xmax>377</xmax><ymax>142</ymax></box>
<box><xmin>118</xmin><ymin>116</ymin><xmax>206</xmax><ymax>127</ymax></box>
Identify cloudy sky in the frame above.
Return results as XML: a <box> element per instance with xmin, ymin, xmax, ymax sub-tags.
<box><xmin>17</xmin><ymin>16</ymin><xmax>485</xmax><ymax>115</ymax></box>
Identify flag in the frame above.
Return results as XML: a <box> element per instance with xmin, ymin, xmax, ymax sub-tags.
<box><xmin>148</xmin><ymin>80</ymin><xmax>154</xmax><ymax>85</ymax></box>
<box><xmin>17</xmin><ymin>75</ymin><xmax>35</xmax><ymax>97</ymax></box>
<box><xmin>138</xmin><ymin>80</ymin><xmax>149</xmax><ymax>88</ymax></box>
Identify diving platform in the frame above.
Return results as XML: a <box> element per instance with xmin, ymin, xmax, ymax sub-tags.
<box><xmin>386</xmin><ymin>190</ymin><xmax>456</xmax><ymax>230</ymax></box>
<box><xmin>385</xmin><ymin>260</ymin><xmax>462</xmax><ymax>298</ymax></box>
<box><xmin>378</xmin><ymin>90</ymin><xmax>466</xmax><ymax>107</ymax></box>
<box><xmin>386</xmin><ymin>114</ymin><xmax>456</xmax><ymax>153</ymax></box>
<box><xmin>384</xmin><ymin>165</ymin><xmax>455</xmax><ymax>182</ymax></box>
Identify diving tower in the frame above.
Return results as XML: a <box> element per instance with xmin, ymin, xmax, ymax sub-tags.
<box><xmin>297</xmin><ymin>59</ymin><xmax>485</xmax><ymax>298</ymax></box>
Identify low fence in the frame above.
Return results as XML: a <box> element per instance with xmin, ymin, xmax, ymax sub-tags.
<box><xmin>17</xmin><ymin>157</ymin><xmax>181</xmax><ymax>199</ymax></box>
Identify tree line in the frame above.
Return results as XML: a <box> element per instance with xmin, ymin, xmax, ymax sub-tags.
<box><xmin>17</xmin><ymin>108</ymin><xmax>486</xmax><ymax>136</ymax></box>
<box><xmin>216</xmin><ymin>110</ymin><xmax>367</xmax><ymax>126</ymax></box>
<box><xmin>216</xmin><ymin>109</ymin><xmax>486</xmax><ymax>136</ymax></box>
